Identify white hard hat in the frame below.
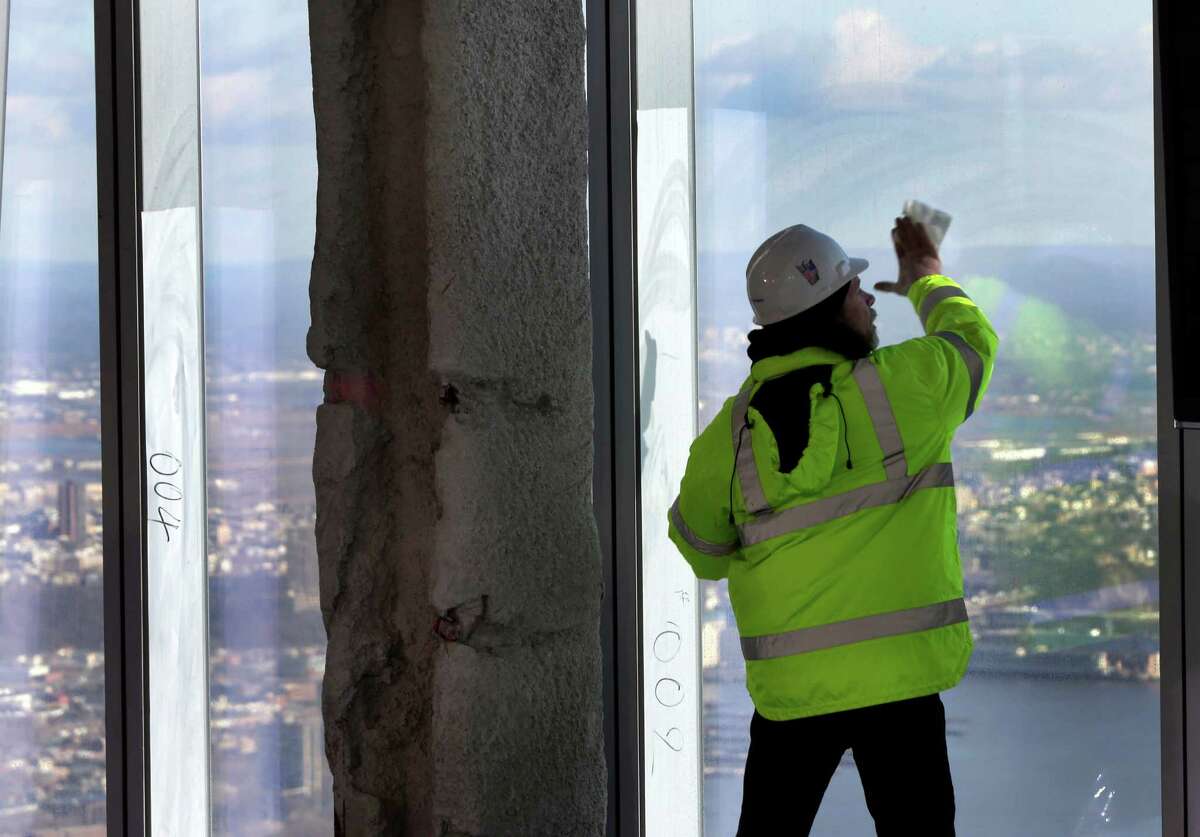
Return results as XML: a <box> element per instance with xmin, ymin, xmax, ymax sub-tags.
<box><xmin>745</xmin><ymin>225</ymin><xmax>870</xmax><ymax>325</ymax></box>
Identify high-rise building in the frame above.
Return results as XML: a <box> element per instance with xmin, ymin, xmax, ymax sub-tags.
<box><xmin>701</xmin><ymin>617</ymin><xmax>724</xmax><ymax>670</ymax></box>
<box><xmin>281</xmin><ymin>712</ymin><xmax>331</xmax><ymax>802</ymax></box>
<box><xmin>57</xmin><ymin>479</ymin><xmax>86</xmax><ymax>546</ymax></box>
<box><xmin>285</xmin><ymin>525</ymin><xmax>320</xmax><ymax>610</ymax></box>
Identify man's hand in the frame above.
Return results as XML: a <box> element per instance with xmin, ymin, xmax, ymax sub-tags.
<box><xmin>874</xmin><ymin>216</ymin><xmax>943</xmax><ymax>297</ymax></box>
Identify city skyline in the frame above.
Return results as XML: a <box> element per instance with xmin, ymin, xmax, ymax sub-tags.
<box><xmin>0</xmin><ymin>0</ymin><xmax>1160</xmax><ymax>832</ymax></box>
<box><xmin>0</xmin><ymin>236</ymin><xmax>1163</xmax><ymax>830</ymax></box>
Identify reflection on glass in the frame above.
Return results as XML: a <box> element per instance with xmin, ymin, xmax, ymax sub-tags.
<box><xmin>636</xmin><ymin>1</ymin><xmax>703</xmax><ymax>831</ymax></box>
<box><xmin>199</xmin><ymin>1</ymin><xmax>331</xmax><ymax>833</ymax></box>
<box><xmin>692</xmin><ymin>3</ymin><xmax>1158</xmax><ymax>835</ymax></box>
<box><xmin>139</xmin><ymin>0</ymin><xmax>210</xmax><ymax>829</ymax></box>
<box><xmin>0</xmin><ymin>0</ymin><xmax>105</xmax><ymax>832</ymax></box>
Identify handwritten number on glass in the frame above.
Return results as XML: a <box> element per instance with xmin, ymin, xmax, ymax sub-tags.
<box><xmin>650</xmin><ymin>725</ymin><xmax>684</xmax><ymax>776</ymax></box>
<box><xmin>150</xmin><ymin>452</ymin><xmax>181</xmax><ymax>476</ymax></box>
<box><xmin>653</xmin><ymin>624</ymin><xmax>682</xmax><ymax>663</ymax></box>
<box><xmin>654</xmin><ymin>677</ymin><xmax>684</xmax><ymax>708</ymax></box>
<box><xmin>655</xmin><ymin>727</ymin><xmax>683</xmax><ymax>752</ymax></box>
<box><xmin>153</xmin><ymin>481</ymin><xmax>183</xmax><ymax>502</ymax></box>
<box><xmin>650</xmin><ymin>618</ymin><xmax>687</xmax><ymax>774</ymax></box>
<box><xmin>149</xmin><ymin>452</ymin><xmax>183</xmax><ymax>542</ymax></box>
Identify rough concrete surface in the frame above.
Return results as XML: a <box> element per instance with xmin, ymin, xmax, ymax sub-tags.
<box><xmin>307</xmin><ymin>1</ymin><xmax>603</xmax><ymax>834</ymax></box>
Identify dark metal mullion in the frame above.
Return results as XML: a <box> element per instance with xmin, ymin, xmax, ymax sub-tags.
<box><xmin>96</xmin><ymin>0</ymin><xmax>149</xmax><ymax>832</ymax></box>
<box><xmin>588</xmin><ymin>0</ymin><xmax>642</xmax><ymax>833</ymax></box>
<box><xmin>608</xmin><ymin>0</ymin><xmax>643</xmax><ymax>834</ymax></box>
<box><xmin>586</xmin><ymin>0</ymin><xmax>619</xmax><ymax>833</ymax></box>
<box><xmin>1155</xmin><ymin>1</ymin><xmax>1194</xmax><ymax>834</ymax></box>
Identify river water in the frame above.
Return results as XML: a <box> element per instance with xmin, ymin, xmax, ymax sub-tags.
<box><xmin>702</xmin><ymin>673</ymin><xmax>1161</xmax><ymax>836</ymax></box>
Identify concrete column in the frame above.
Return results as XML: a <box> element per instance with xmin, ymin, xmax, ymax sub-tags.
<box><xmin>306</xmin><ymin>2</ymin><xmax>605</xmax><ymax>835</ymax></box>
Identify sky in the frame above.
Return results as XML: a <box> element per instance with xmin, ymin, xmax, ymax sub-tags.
<box><xmin>691</xmin><ymin>1</ymin><xmax>1155</xmax><ymax>254</ymax></box>
<box><xmin>0</xmin><ymin>0</ymin><xmax>316</xmax><ymax>266</ymax></box>
<box><xmin>0</xmin><ymin>1</ymin><xmax>1155</xmax><ymax>264</ymax></box>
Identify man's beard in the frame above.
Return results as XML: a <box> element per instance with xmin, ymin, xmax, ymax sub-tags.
<box><xmin>834</xmin><ymin>319</ymin><xmax>877</xmax><ymax>360</ymax></box>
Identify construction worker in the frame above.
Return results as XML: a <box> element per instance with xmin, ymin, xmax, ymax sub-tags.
<box><xmin>667</xmin><ymin>217</ymin><xmax>997</xmax><ymax>836</ymax></box>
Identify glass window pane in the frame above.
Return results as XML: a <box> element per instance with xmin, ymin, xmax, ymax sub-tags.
<box><xmin>138</xmin><ymin>0</ymin><xmax>210</xmax><ymax>831</ymax></box>
<box><xmin>635</xmin><ymin>1</ymin><xmax>704</xmax><ymax>831</ymax></box>
<box><xmin>0</xmin><ymin>0</ymin><xmax>106</xmax><ymax>831</ymax></box>
<box><xmin>689</xmin><ymin>2</ymin><xmax>1159</xmax><ymax>835</ymax></box>
<box><xmin>199</xmin><ymin>1</ymin><xmax>330</xmax><ymax>832</ymax></box>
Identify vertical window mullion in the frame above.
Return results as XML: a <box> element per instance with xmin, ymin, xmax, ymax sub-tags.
<box><xmin>97</xmin><ymin>0</ymin><xmax>150</xmax><ymax>831</ymax></box>
<box><xmin>632</xmin><ymin>0</ymin><xmax>704</xmax><ymax>833</ymax></box>
<box><xmin>136</xmin><ymin>0</ymin><xmax>211</xmax><ymax>832</ymax></box>
<box><xmin>1157</xmin><ymin>2</ymin><xmax>1195</xmax><ymax>833</ymax></box>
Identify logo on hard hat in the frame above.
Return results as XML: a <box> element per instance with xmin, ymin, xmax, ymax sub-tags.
<box><xmin>797</xmin><ymin>259</ymin><xmax>821</xmax><ymax>285</ymax></box>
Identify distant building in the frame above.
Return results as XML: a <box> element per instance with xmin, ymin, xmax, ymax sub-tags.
<box><xmin>702</xmin><ymin>618</ymin><xmax>725</xmax><ymax>669</ymax></box>
<box><xmin>282</xmin><ymin>713</ymin><xmax>332</xmax><ymax>803</ymax></box>
<box><xmin>285</xmin><ymin>526</ymin><xmax>320</xmax><ymax>610</ymax></box>
<box><xmin>57</xmin><ymin>480</ymin><xmax>86</xmax><ymax>546</ymax></box>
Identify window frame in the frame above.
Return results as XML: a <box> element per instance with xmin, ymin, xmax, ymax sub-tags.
<box><xmin>96</xmin><ymin>0</ymin><xmax>214</xmax><ymax>831</ymax></box>
<box><xmin>96</xmin><ymin>0</ymin><xmax>152</xmax><ymax>831</ymax></box>
<box><xmin>1156</xmin><ymin>2</ymin><xmax>1192</xmax><ymax>835</ymax></box>
<box><xmin>85</xmin><ymin>0</ymin><xmax>1194</xmax><ymax>833</ymax></box>
<box><xmin>588</xmin><ymin>1</ymin><xmax>643</xmax><ymax>835</ymax></box>
<box><xmin>588</xmin><ymin>1</ymin><xmax>1190</xmax><ymax>834</ymax></box>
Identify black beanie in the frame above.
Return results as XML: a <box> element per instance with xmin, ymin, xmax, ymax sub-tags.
<box><xmin>746</xmin><ymin>282</ymin><xmax>870</xmax><ymax>362</ymax></box>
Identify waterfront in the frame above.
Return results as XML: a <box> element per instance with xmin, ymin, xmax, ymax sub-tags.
<box><xmin>703</xmin><ymin>673</ymin><xmax>1161</xmax><ymax>836</ymax></box>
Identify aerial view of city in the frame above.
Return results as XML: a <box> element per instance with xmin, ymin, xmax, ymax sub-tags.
<box><xmin>0</xmin><ymin>262</ymin><xmax>330</xmax><ymax>835</ymax></box>
<box><xmin>693</xmin><ymin>244</ymin><xmax>1161</xmax><ymax>835</ymax></box>
<box><xmin>0</xmin><ymin>0</ymin><xmax>325</xmax><ymax>831</ymax></box>
<box><xmin>682</xmin><ymin>2</ymin><xmax>1158</xmax><ymax>829</ymax></box>
<box><xmin>0</xmin><ymin>230</ymin><xmax>1161</xmax><ymax>836</ymax></box>
<box><xmin>0</xmin><ymin>0</ymin><xmax>1158</xmax><ymax>833</ymax></box>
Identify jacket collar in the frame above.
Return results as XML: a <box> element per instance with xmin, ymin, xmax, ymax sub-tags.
<box><xmin>749</xmin><ymin>346</ymin><xmax>848</xmax><ymax>384</ymax></box>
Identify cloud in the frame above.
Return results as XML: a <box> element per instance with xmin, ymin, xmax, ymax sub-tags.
<box><xmin>697</xmin><ymin>29</ymin><xmax>826</xmax><ymax>113</ymax></box>
<box><xmin>1</xmin><ymin>0</ymin><xmax>96</xmax><ymax>146</ymax></box>
<box><xmin>697</xmin><ymin>13</ymin><xmax>1153</xmax><ymax>116</ymax></box>
<box><xmin>5</xmin><ymin>97</ymin><xmax>72</xmax><ymax>143</ymax></box>
<box><xmin>199</xmin><ymin>0</ymin><xmax>312</xmax><ymax>74</ymax></box>
<box><xmin>911</xmin><ymin>33</ymin><xmax>1151</xmax><ymax>111</ymax></box>
<box><xmin>695</xmin><ymin>10</ymin><xmax>947</xmax><ymax>114</ymax></box>
<box><xmin>198</xmin><ymin>4</ymin><xmax>315</xmax><ymax>147</ymax></box>
<box><xmin>197</xmin><ymin>2</ymin><xmax>318</xmax><ymax>262</ymax></box>
<box><xmin>0</xmin><ymin>0</ymin><xmax>317</xmax><ymax>264</ymax></box>
<box><xmin>825</xmin><ymin>9</ymin><xmax>945</xmax><ymax>97</ymax></box>
<box><xmin>203</xmin><ymin>69</ymin><xmax>273</xmax><ymax>123</ymax></box>
<box><xmin>4</xmin><ymin>2</ymin><xmax>94</xmax><ymax>99</ymax></box>
<box><xmin>200</xmin><ymin>66</ymin><xmax>313</xmax><ymax>143</ymax></box>
<box><xmin>0</xmin><ymin>144</ymin><xmax>99</xmax><ymax>263</ymax></box>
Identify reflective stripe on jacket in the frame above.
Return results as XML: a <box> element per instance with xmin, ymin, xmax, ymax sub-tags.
<box><xmin>667</xmin><ymin>275</ymin><xmax>998</xmax><ymax>720</ymax></box>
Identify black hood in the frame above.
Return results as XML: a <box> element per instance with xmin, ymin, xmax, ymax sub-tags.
<box><xmin>746</xmin><ymin>282</ymin><xmax>873</xmax><ymax>364</ymax></box>
<box><xmin>744</xmin><ymin>284</ymin><xmax>869</xmax><ymax>473</ymax></box>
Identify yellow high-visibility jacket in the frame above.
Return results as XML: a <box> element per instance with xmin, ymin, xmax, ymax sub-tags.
<box><xmin>668</xmin><ymin>275</ymin><xmax>998</xmax><ymax>720</ymax></box>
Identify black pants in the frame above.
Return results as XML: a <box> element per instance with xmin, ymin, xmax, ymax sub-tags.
<box><xmin>736</xmin><ymin>693</ymin><xmax>955</xmax><ymax>836</ymax></box>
